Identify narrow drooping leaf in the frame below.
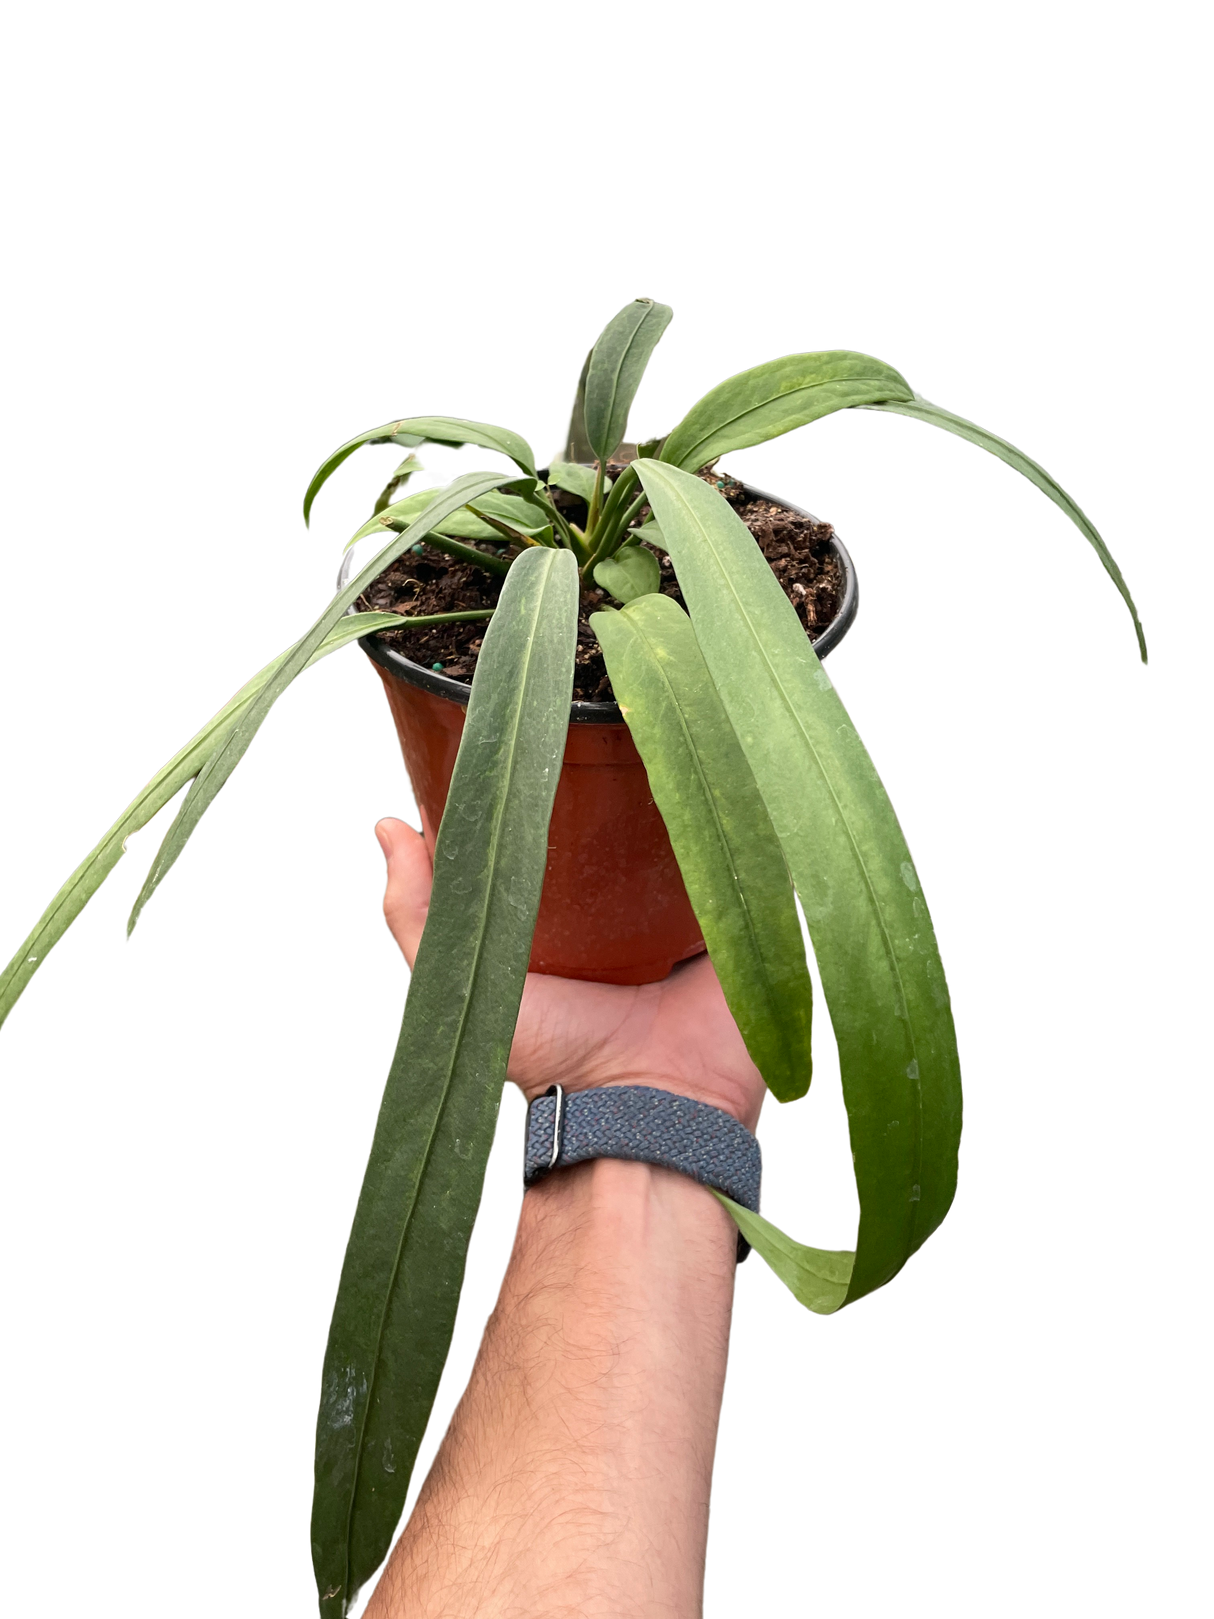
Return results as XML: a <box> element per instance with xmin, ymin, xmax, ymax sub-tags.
<box><xmin>546</xmin><ymin>460</ymin><xmax>608</xmax><ymax>506</ymax></box>
<box><xmin>659</xmin><ymin>351</ymin><xmax>914</xmax><ymax>471</ymax></box>
<box><xmin>657</xmin><ymin>352</ymin><xmax>1152</xmax><ymax>670</ymax></box>
<box><xmin>347</xmin><ymin>487</ymin><xmax>548</xmax><ymax>554</ymax></box>
<box><xmin>311</xmin><ymin>547</ymin><xmax>578</xmax><ymax>1619</ymax></box>
<box><xmin>592</xmin><ymin>545</ymin><xmax>660</xmax><ymax>603</ymax></box>
<box><xmin>583</xmin><ymin>298</ymin><xmax>673</xmax><ymax>464</ymax></box>
<box><xmin>715</xmin><ymin>1196</ymin><xmax>853</xmax><ymax>1315</ymax></box>
<box><xmin>467</xmin><ymin>490</ymin><xmax>551</xmax><ymax>535</ymax></box>
<box><xmin>593</xmin><ymin>596</ymin><xmax>813</xmax><ymax>1102</ymax></box>
<box><xmin>303</xmin><ymin>417</ymin><xmax>536</xmax><ymax>522</ymax></box>
<box><xmin>634</xmin><ymin>460</ymin><xmax>962</xmax><ymax>1308</ymax></box>
<box><xmin>0</xmin><ymin>613</ymin><xmax>404</xmax><ymax>1033</ymax></box>
<box><xmin>865</xmin><ymin>396</ymin><xmax>1147</xmax><ymax>660</ymax></box>
<box><xmin>130</xmin><ymin>472</ymin><xmax>526</xmax><ymax>931</ymax></box>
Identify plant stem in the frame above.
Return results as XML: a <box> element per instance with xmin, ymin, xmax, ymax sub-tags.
<box><xmin>390</xmin><ymin>609</ymin><xmax>495</xmax><ymax>626</ymax></box>
<box><xmin>587</xmin><ymin>462</ymin><xmax>640</xmax><ymax>553</ymax></box>
<box><xmin>604</xmin><ymin>492</ymin><xmax>649</xmax><ymax>550</ymax></box>
<box><xmin>530</xmin><ymin>488</ymin><xmax>577</xmax><ymax>548</ymax></box>
<box><xmin>564</xmin><ymin>525</ymin><xmax>592</xmax><ymax>566</ymax></box>
<box><xmin>582</xmin><ymin>483</ymin><xmax>647</xmax><ymax>579</ymax></box>
<box><xmin>585</xmin><ymin>459</ymin><xmax>606</xmax><ymax>536</ymax></box>
<box><xmin>403</xmin><ymin>533</ymin><xmax>511</xmax><ymax>576</ymax></box>
<box><xmin>465</xmin><ymin>505</ymin><xmax>553</xmax><ymax>549</ymax></box>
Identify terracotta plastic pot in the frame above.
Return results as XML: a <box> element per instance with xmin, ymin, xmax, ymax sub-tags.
<box><xmin>354</xmin><ymin>484</ymin><xmax>858</xmax><ymax>985</ymax></box>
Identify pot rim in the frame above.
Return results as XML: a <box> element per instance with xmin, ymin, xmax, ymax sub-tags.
<box><xmin>342</xmin><ymin>480</ymin><xmax>859</xmax><ymax>723</ymax></box>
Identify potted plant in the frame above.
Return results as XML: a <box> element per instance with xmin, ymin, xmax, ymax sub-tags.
<box><xmin>0</xmin><ymin>298</ymin><xmax>1145</xmax><ymax>1617</ymax></box>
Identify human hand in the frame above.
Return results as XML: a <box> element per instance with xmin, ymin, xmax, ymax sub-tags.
<box><xmin>375</xmin><ymin>818</ymin><xmax>767</xmax><ymax>1131</ymax></box>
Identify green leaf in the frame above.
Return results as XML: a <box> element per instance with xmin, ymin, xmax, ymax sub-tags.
<box><xmin>634</xmin><ymin>519</ymin><xmax>665</xmax><ymax>550</ymax></box>
<box><xmin>0</xmin><ymin>613</ymin><xmax>404</xmax><ymax>1034</ymax></box>
<box><xmin>582</xmin><ymin>298</ymin><xmax>674</xmax><ymax>464</ymax></box>
<box><xmin>465</xmin><ymin>506</ymin><xmax>555</xmax><ymax>550</ymax></box>
<box><xmin>129</xmin><ymin>472</ymin><xmax>524</xmax><ymax>931</ymax></box>
<box><xmin>304</xmin><ymin>417</ymin><xmax>536</xmax><ymax>523</ymax></box>
<box><xmin>391</xmin><ymin>446</ymin><xmax>433</xmax><ymax>475</ymax></box>
<box><xmin>592</xmin><ymin>595</ymin><xmax>813</xmax><ymax>1102</ymax></box>
<box><xmin>546</xmin><ymin>460</ymin><xmax>608</xmax><ymax>506</ymax></box>
<box><xmin>715</xmin><ymin>1196</ymin><xmax>853</xmax><ymax>1314</ymax></box>
<box><xmin>659</xmin><ymin>350</ymin><xmax>1144</xmax><ymax>660</ymax></box>
<box><xmin>559</xmin><ymin>348</ymin><xmax>596</xmax><ymax>465</ymax></box>
<box><xmin>659</xmin><ymin>351</ymin><xmax>914</xmax><ymax>471</ymax></box>
<box><xmin>593</xmin><ymin>545</ymin><xmax>661</xmax><ymax>603</ymax></box>
<box><xmin>346</xmin><ymin>488</ymin><xmax>546</xmax><ymax>555</ymax></box>
<box><xmin>865</xmin><ymin>397</ymin><xmax>1147</xmax><ymax>661</ymax></box>
<box><xmin>365</xmin><ymin>450</ymin><xmax>433</xmax><ymax>518</ymax></box>
<box><xmin>385</xmin><ymin>446</ymin><xmax>437</xmax><ymax>495</ymax></box>
<box><xmin>470</xmin><ymin>491</ymin><xmax>551</xmax><ymax>535</ymax></box>
<box><xmin>370</xmin><ymin>417</ymin><xmax>536</xmax><ymax>477</ymax></box>
<box><xmin>634</xmin><ymin>460</ymin><xmax>962</xmax><ymax>1309</ymax></box>
<box><xmin>311</xmin><ymin>547</ymin><xmax>578</xmax><ymax>1619</ymax></box>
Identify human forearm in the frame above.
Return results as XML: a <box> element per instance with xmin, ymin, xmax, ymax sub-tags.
<box><xmin>367</xmin><ymin>1156</ymin><xmax>738</xmax><ymax>1619</ymax></box>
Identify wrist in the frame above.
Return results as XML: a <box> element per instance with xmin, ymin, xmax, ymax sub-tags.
<box><xmin>522</xmin><ymin>1156</ymin><xmax>739</xmax><ymax>1288</ymax></box>
<box><xmin>522</xmin><ymin>1083</ymin><xmax>760</xmax><ymax>1265</ymax></box>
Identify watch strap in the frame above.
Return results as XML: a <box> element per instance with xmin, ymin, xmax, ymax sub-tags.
<box><xmin>523</xmin><ymin>1084</ymin><xmax>761</xmax><ymax>1260</ymax></box>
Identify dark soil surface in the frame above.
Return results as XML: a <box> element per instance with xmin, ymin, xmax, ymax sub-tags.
<box><xmin>357</xmin><ymin>468</ymin><xmax>843</xmax><ymax>703</ymax></box>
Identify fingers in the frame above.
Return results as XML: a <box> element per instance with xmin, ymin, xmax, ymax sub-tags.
<box><xmin>376</xmin><ymin>817</ymin><xmax>433</xmax><ymax>968</ymax></box>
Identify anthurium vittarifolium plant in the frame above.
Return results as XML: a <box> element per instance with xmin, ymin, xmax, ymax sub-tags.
<box><xmin>1</xmin><ymin>300</ymin><xmax>1145</xmax><ymax>1616</ymax></box>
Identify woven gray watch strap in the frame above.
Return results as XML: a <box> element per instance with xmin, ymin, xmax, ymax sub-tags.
<box><xmin>523</xmin><ymin>1085</ymin><xmax>760</xmax><ymax>1261</ymax></box>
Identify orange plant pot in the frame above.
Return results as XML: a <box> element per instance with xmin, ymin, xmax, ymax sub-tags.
<box><xmin>370</xmin><ymin>660</ymin><xmax>703</xmax><ymax>983</ymax></box>
<box><xmin>358</xmin><ymin>485</ymin><xmax>858</xmax><ymax>985</ymax></box>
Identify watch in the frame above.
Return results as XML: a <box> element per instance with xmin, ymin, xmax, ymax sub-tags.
<box><xmin>523</xmin><ymin>1083</ymin><xmax>761</xmax><ymax>1261</ymax></box>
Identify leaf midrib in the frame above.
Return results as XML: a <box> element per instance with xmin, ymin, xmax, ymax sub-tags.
<box><xmin>336</xmin><ymin>557</ymin><xmax>556</xmax><ymax>1601</ymax></box>
<box><xmin>1</xmin><ymin>616</ymin><xmax>400</xmax><ymax>1023</ymax></box>
<box><xmin>871</xmin><ymin>399</ymin><xmax>1145</xmax><ymax>655</ymax></box>
<box><xmin>137</xmin><ymin>477</ymin><xmax>510</xmax><ymax>921</ymax></box>
<box><xmin>625</xmin><ymin>609</ymin><xmax>788</xmax><ymax>1047</ymax></box>
<box><xmin>600</xmin><ymin>311</ymin><xmax>650</xmax><ymax>452</ymax></box>
<box><xmin>673</xmin><ymin>372</ymin><xmax>908</xmax><ymax>468</ymax></box>
<box><xmin>659</xmin><ymin>478</ymin><xmax>925</xmax><ymax>1252</ymax></box>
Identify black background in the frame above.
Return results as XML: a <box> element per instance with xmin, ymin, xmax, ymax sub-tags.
<box><xmin>7</xmin><ymin>249</ymin><xmax>1171</xmax><ymax>1606</ymax></box>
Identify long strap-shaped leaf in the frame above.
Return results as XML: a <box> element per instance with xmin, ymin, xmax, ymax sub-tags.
<box><xmin>128</xmin><ymin>471</ymin><xmax>527</xmax><ymax>931</ymax></box>
<box><xmin>634</xmin><ymin>461</ymin><xmax>963</xmax><ymax>1309</ymax></box>
<box><xmin>344</xmin><ymin>479</ymin><xmax>550</xmax><ymax>550</ymax></box>
<box><xmin>304</xmin><ymin>416</ymin><xmax>536</xmax><ymax>523</ymax></box>
<box><xmin>311</xmin><ymin>547</ymin><xmax>578</xmax><ymax>1619</ymax></box>
<box><xmin>591</xmin><ymin>594</ymin><xmax>813</xmax><ymax>1102</ymax></box>
<box><xmin>595</xmin><ymin>591</ymin><xmax>882</xmax><ymax>1313</ymax></box>
<box><xmin>658</xmin><ymin>350</ymin><xmax>1144</xmax><ymax>659</ymax></box>
<box><xmin>659</xmin><ymin>351</ymin><xmax>914</xmax><ymax>471</ymax></box>
<box><xmin>865</xmin><ymin>397</ymin><xmax>1148</xmax><ymax>661</ymax></box>
<box><xmin>716</xmin><ymin>1197</ymin><xmax>855</xmax><ymax>1315</ymax></box>
<box><xmin>583</xmin><ymin>298</ymin><xmax>673</xmax><ymax>464</ymax></box>
<box><xmin>0</xmin><ymin>613</ymin><xmax>404</xmax><ymax>1033</ymax></box>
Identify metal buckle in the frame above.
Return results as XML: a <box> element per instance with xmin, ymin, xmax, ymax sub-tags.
<box><xmin>524</xmin><ymin>1083</ymin><xmax>566</xmax><ymax>1187</ymax></box>
<box><xmin>545</xmin><ymin>1083</ymin><xmax>566</xmax><ymax>1172</ymax></box>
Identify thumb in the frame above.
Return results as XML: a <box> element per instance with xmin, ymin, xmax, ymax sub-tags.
<box><xmin>376</xmin><ymin>817</ymin><xmax>433</xmax><ymax>968</ymax></box>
